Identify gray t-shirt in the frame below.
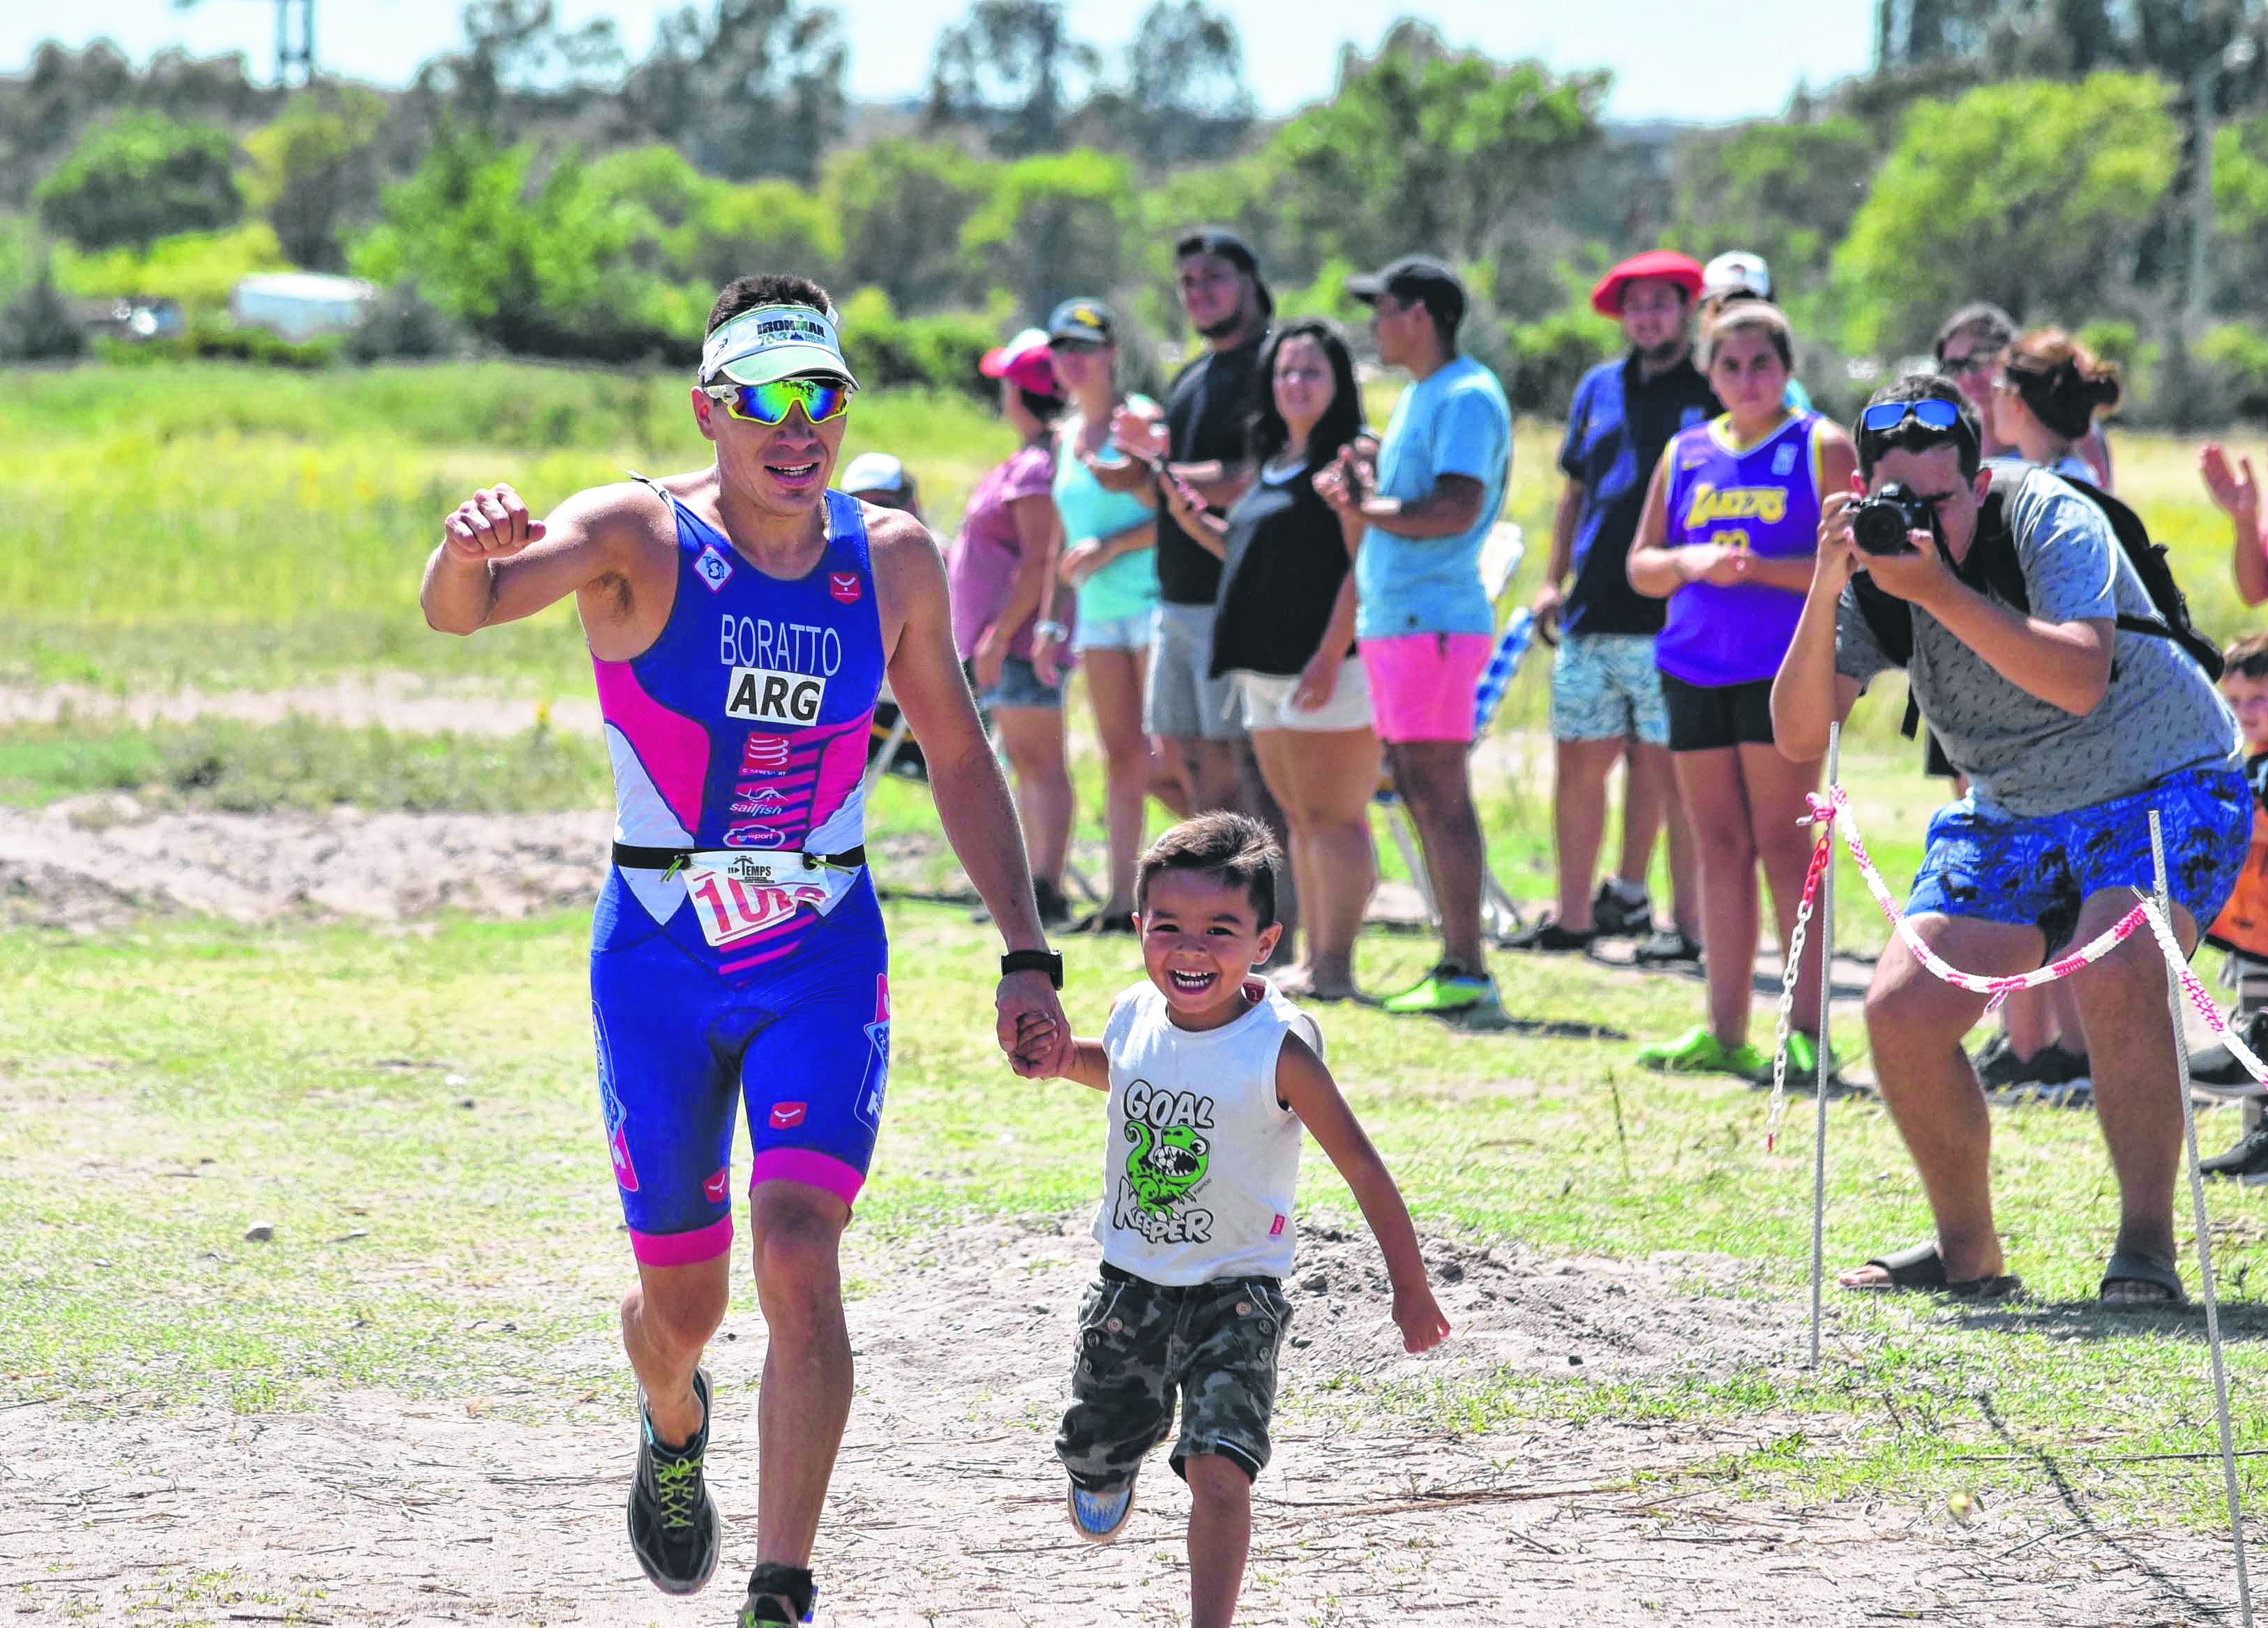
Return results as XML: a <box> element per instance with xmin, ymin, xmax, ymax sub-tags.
<box><xmin>1835</xmin><ymin>466</ymin><xmax>2239</xmax><ymax>817</ymax></box>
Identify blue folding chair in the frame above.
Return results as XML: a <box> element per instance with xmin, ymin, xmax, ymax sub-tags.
<box><xmin>1374</xmin><ymin>525</ymin><xmax>1535</xmax><ymax>942</ymax></box>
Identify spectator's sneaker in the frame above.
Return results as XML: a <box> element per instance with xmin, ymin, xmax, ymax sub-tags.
<box><xmin>1635</xmin><ymin>1024</ymin><xmax>1768</xmax><ymax>1078</ymax></box>
<box><xmin>1381</xmin><ymin>962</ymin><xmax>1497</xmax><ymax>1015</ymax></box>
<box><xmin>1035</xmin><ymin>877</ymin><xmax>1072</xmax><ymax>930</ymax></box>
<box><xmin>1976</xmin><ymin>1039</ymin><xmax>2091</xmax><ymax>1106</ymax></box>
<box><xmin>2190</xmin><ymin>1009</ymin><xmax>2268</xmax><ymax>1099</ymax></box>
<box><xmin>737</xmin><ymin>1563</ymin><xmax>817</xmax><ymax>1626</ymax></box>
<box><xmin>2200</xmin><ymin>1116</ymin><xmax>2268</xmax><ymax>1181</ymax></box>
<box><xmin>1503</xmin><ymin>918</ymin><xmax>1595</xmax><ymax>954</ymax></box>
<box><xmin>1632</xmin><ymin>926</ymin><xmax>1703</xmax><ymax>967</ymax></box>
<box><xmin>1590</xmin><ymin>881</ymin><xmax>1653</xmax><ymax>939</ymax></box>
<box><xmin>627</xmin><ymin>1369</ymin><xmax>721</xmax><ymax>1597</ymax></box>
<box><xmin>1775</xmin><ymin>1030</ymin><xmax>1848</xmax><ymax>1087</ymax></box>
<box><xmin>1069</xmin><ymin>908</ymin><xmax>1137</xmax><ymax>936</ymax></box>
<box><xmin>1067</xmin><ymin>1473</ymin><xmax>1138</xmax><ymax>1543</ymax></box>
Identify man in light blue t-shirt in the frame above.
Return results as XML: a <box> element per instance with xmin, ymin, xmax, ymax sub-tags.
<box><xmin>1316</xmin><ymin>257</ymin><xmax>1512</xmax><ymax>1021</ymax></box>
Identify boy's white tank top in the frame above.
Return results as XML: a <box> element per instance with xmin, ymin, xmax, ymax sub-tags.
<box><xmin>1092</xmin><ymin>979</ymin><xmax>1319</xmax><ymax>1286</ymax></box>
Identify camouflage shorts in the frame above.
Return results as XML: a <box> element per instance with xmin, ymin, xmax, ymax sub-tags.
<box><xmin>1055</xmin><ymin>1266</ymin><xmax>1292</xmax><ymax>1491</ymax></box>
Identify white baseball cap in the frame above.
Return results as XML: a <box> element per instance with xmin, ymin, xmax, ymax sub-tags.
<box><xmin>839</xmin><ymin>452</ymin><xmax>906</xmax><ymax>495</ymax></box>
<box><xmin>1702</xmin><ymin>251</ymin><xmax>1771</xmax><ymax>301</ymax></box>
<box><xmin>700</xmin><ymin>303</ymin><xmax>859</xmax><ymax>389</ymax></box>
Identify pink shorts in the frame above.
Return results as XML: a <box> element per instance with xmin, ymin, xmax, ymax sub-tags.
<box><xmin>1358</xmin><ymin>631</ymin><xmax>1491</xmax><ymax>744</ymax></box>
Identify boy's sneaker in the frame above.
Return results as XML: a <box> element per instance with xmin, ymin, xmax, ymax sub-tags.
<box><xmin>628</xmin><ymin>1369</ymin><xmax>721</xmax><ymax>1596</ymax></box>
<box><xmin>737</xmin><ymin>1563</ymin><xmax>818</xmax><ymax>1626</ymax></box>
<box><xmin>2201</xmin><ymin>1116</ymin><xmax>2268</xmax><ymax>1181</ymax></box>
<box><xmin>1632</xmin><ymin>926</ymin><xmax>1702</xmax><ymax>967</ymax></box>
<box><xmin>2191</xmin><ymin>1009</ymin><xmax>2268</xmax><ymax>1097</ymax></box>
<box><xmin>1635</xmin><ymin>1024</ymin><xmax>1768</xmax><ymax>1078</ymax></box>
<box><xmin>1590</xmin><ymin>880</ymin><xmax>1652</xmax><ymax>939</ymax></box>
<box><xmin>1381</xmin><ymin>961</ymin><xmax>1497</xmax><ymax>1015</ymax></box>
<box><xmin>1503</xmin><ymin>918</ymin><xmax>1595</xmax><ymax>954</ymax></box>
<box><xmin>1067</xmin><ymin>1474</ymin><xmax>1138</xmax><ymax>1543</ymax></box>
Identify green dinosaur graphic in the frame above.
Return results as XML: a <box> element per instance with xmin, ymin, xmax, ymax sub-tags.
<box><xmin>1124</xmin><ymin>1120</ymin><xmax>1209</xmax><ymax>1210</ymax></box>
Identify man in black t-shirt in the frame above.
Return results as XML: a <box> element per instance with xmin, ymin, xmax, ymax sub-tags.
<box><xmin>1514</xmin><ymin>250</ymin><xmax>1715</xmax><ymax>965</ymax></box>
<box><xmin>1108</xmin><ymin>229</ymin><xmax>1274</xmax><ymax>816</ymax></box>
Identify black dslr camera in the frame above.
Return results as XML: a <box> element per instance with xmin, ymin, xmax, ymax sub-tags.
<box><xmin>1849</xmin><ymin>483</ymin><xmax>1933</xmax><ymax>557</ymax></box>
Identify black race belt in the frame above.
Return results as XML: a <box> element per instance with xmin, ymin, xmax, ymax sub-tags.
<box><xmin>612</xmin><ymin>843</ymin><xmax>866</xmax><ymax>875</ymax></box>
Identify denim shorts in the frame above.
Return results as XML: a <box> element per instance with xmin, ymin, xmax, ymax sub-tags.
<box><xmin>970</xmin><ymin>656</ymin><xmax>1062</xmax><ymax>711</ymax></box>
<box><xmin>1074</xmin><ymin>610</ymin><xmax>1153</xmax><ymax>654</ymax></box>
<box><xmin>1909</xmin><ymin>765</ymin><xmax>2249</xmax><ymax>956</ymax></box>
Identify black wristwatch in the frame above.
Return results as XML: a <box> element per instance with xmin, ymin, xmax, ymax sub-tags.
<box><xmin>1000</xmin><ymin>949</ymin><xmax>1065</xmax><ymax>990</ymax></box>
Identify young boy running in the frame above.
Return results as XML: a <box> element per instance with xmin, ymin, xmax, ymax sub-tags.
<box><xmin>1023</xmin><ymin>812</ymin><xmax>1449</xmax><ymax>1627</ymax></box>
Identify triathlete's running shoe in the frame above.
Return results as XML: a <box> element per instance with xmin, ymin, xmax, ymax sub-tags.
<box><xmin>1635</xmin><ymin>1024</ymin><xmax>1768</xmax><ymax>1078</ymax></box>
<box><xmin>1381</xmin><ymin>961</ymin><xmax>1498</xmax><ymax>1016</ymax></box>
<box><xmin>738</xmin><ymin>1562</ymin><xmax>818</xmax><ymax>1626</ymax></box>
<box><xmin>627</xmin><ymin>1368</ymin><xmax>721</xmax><ymax>1596</ymax></box>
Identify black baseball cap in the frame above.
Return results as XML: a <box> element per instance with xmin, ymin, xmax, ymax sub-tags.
<box><xmin>1046</xmin><ymin>297</ymin><xmax>1116</xmax><ymax>346</ymax></box>
<box><xmin>1174</xmin><ymin>225</ymin><xmax>1275</xmax><ymax>316</ymax></box>
<box><xmin>1346</xmin><ymin>257</ymin><xmax>1466</xmax><ymax>331</ymax></box>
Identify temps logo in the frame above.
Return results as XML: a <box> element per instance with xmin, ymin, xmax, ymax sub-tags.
<box><xmin>726</xmin><ymin>666</ymin><xmax>827</xmax><ymax>726</ymax></box>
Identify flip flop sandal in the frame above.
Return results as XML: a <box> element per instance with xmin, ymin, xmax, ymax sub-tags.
<box><xmin>1849</xmin><ymin>1240</ymin><xmax>2021</xmax><ymax>1299</ymax></box>
<box><xmin>2099</xmin><ymin>1251</ymin><xmax>2185</xmax><ymax>1308</ymax></box>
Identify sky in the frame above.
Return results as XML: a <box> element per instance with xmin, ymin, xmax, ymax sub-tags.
<box><xmin>0</xmin><ymin>1</ymin><xmax>1877</xmax><ymax>126</ymax></box>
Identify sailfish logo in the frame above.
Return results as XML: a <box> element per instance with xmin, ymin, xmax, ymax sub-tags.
<box><xmin>856</xmin><ymin>975</ymin><xmax>890</xmax><ymax>1131</ymax></box>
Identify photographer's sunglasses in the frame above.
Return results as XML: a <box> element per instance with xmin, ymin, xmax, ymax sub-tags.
<box><xmin>702</xmin><ymin>376</ymin><xmax>855</xmax><ymax>426</ymax></box>
<box><xmin>1858</xmin><ymin>398</ymin><xmax>1961</xmax><ymax>436</ymax></box>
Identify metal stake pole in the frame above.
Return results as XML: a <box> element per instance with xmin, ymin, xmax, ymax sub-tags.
<box><xmin>2152</xmin><ymin>808</ymin><xmax>2255</xmax><ymax>1627</ymax></box>
<box><xmin>1809</xmin><ymin>723</ymin><xmax>1840</xmax><ymax>1370</ymax></box>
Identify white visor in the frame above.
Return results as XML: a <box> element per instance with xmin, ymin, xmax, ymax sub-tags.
<box><xmin>700</xmin><ymin>303</ymin><xmax>859</xmax><ymax>390</ymax></box>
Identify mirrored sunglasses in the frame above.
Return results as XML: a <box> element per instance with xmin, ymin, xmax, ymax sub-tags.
<box><xmin>703</xmin><ymin>376</ymin><xmax>853</xmax><ymax>426</ymax></box>
<box><xmin>1858</xmin><ymin>398</ymin><xmax>1961</xmax><ymax>437</ymax></box>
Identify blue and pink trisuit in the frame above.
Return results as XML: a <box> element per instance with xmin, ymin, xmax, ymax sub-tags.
<box><xmin>590</xmin><ymin>483</ymin><xmax>889</xmax><ymax>1267</ymax></box>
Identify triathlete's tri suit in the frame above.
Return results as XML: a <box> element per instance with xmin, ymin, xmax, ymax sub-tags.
<box><xmin>590</xmin><ymin>481</ymin><xmax>890</xmax><ymax>1266</ymax></box>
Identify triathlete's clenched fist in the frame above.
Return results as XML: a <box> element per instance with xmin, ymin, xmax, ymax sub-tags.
<box><xmin>442</xmin><ymin>483</ymin><xmax>547</xmax><ymax>562</ymax></box>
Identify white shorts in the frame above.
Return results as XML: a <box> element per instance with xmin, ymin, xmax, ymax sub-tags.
<box><xmin>1233</xmin><ymin>661</ymin><xmax>1373</xmax><ymax>733</ymax></box>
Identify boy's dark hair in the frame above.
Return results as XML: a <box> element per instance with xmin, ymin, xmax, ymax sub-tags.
<box><xmin>1136</xmin><ymin>813</ymin><xmax>1282</xmax><ymax>928</ymax></box>
<box><xmin>2225</xmin><ymin>631</ymin><xmax>2268</xmax><ymax>681</ymax></box>
<box><xmin>1855</xmin><ymin>372</ymin><xmax>1983</xmax><ymax>481</ymax></box>
<box><xmin>708</xmin><ymin>273</ymin><xmax>832</xmax><ymax>335</ymax></box>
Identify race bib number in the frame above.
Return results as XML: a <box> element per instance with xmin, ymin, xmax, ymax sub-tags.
<box><xmin>682</xmin><ymin>854</ymin><xmax>832</xmax><ymax>949</ymax></box>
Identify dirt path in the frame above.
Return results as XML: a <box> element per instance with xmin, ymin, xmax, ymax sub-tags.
<box><xmin>0</xmin><ymin>1219</ymin><xmax>2245</xmax><ymax>1626</ymax></box>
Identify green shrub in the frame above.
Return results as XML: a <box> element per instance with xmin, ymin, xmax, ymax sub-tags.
<box><xmin>34</xmin><ymin>112</ymin><xmax>246</xmax><ymax>253</ymax></box>
<box><xmin>837</xmin><ymin>285</ymin><xmax>1005</xmax><ymax>398</ymax></box>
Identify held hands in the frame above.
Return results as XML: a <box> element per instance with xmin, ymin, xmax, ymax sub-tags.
<box><xmin>2202</xmin><ymin>444</ymin><xmax>2261</xmax><ymax>523</ymax></box>
<box><xmin>1392</xmin><ymin>1280</ymin><xmax>1452</xmax><ymax>1354</ymax></box>
<box><xmin>999</xmin><ymin>994</ymin><xmax>1072</xmax><ymax>1078</ymax></box>
<box><xmin>442</xmin><ymin>483</ymin><xmax>544</xmax><ymax>562</ymax></box>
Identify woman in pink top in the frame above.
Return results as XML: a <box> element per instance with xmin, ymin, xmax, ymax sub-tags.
<box><xmin>947</xmin><ymin>330</ymin><xmax>1075</xmax><ymax>926</ymax></box>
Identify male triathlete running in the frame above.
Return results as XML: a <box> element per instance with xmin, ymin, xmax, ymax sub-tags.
<box><xmin>420</xmin><ymin>273</ymin><xmax>1073</xmax><ymax>1627</ymax></box>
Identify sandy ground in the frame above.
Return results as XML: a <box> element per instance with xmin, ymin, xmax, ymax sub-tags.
<box><xmin>2</xmin><ymin>1217</ymin><xmax>2253</xmax><ymax>1627</ymax></box>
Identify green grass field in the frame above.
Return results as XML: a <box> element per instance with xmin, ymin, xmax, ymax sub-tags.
<box><xmin>7</xmin><ymin>361</ymin><xmax>2268</xmax><ymax>1543</ymax></box>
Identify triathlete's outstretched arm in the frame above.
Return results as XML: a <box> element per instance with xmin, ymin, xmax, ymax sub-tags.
<box><xmin>867</xmin><ymin>508</ymin><xmax>1073</xmax><ymax>1078</ymax></box>
<box><xmin>421</xmin><ymin>481</ymin><xmax>666</xmax><ymax>644</ymax></box>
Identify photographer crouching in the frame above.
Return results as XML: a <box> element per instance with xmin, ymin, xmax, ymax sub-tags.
<box><xmin>1771</xmin><ymin>375</ymin><xmax>2247</xmax><ymax>1306</ymax></box>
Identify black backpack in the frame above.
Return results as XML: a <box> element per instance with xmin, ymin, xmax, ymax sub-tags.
<box><xmin>1851</xmin><ymin>463</ymin><xmax>2222</xmax><ymax>740</ymax></box>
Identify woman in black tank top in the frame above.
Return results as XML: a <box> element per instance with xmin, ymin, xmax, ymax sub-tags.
<box><xmin>1164</xmin><ymin>319</ymin><xmax>1379</xmax><ymax>1001</ymax></box>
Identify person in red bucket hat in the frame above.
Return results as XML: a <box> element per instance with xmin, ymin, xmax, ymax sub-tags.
<box><xmin>1591</xmin><ymin>250</ymin><xmax>1705</xmax><ymax>318</ymax></box>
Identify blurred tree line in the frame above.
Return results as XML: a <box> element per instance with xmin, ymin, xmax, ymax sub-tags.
<box><xmin>11</xmin><ymin>0</ymin><xmax>2268</xmax><ymax>428</ymax></box>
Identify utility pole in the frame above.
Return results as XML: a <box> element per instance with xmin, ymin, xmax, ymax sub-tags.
<box><xmin>275</xmin><ymin>0</ymin><xmax>314</xmax><ymax>88</ymax></box>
